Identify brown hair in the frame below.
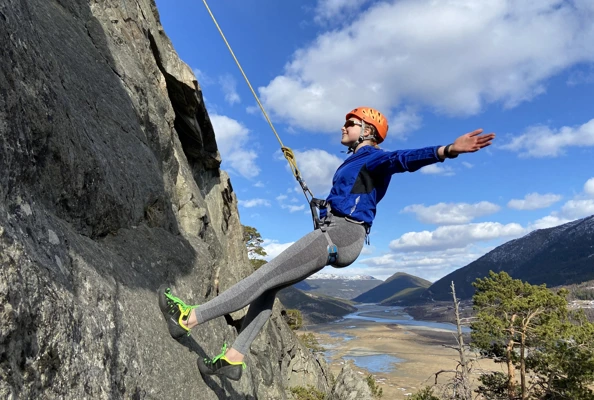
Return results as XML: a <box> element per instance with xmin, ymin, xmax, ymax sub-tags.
<box><xmin>364</xmin><ymin>123</ymin><xmax>381</xmax><ymax>148</ymax></box>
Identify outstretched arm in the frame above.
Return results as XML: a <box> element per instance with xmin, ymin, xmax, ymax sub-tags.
<box><xmin>437</xmin><ymin>129</ymin><xmax>495</xmax><ymax>159</ymax></box>
<box><xmin>367</xmin><ymin>129</ymin><xmax>495</xmax><ymax>175</ymax></box>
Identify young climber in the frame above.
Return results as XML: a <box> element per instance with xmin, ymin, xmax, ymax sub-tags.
<box><xmin>158</xmin><ymin>106</ymin><xmax>495</xmax><ymax>381</ymax></box>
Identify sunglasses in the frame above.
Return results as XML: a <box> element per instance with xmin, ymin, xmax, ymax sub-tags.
<box><xmin>343</xmin><ymin>120</ymin><xmax>362</xmax><ymax>129</ymax></box>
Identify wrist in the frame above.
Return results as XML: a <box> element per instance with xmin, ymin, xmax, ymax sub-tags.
<box><xmin>437</xmin><ymin>146</ymin><xmax>447</xmax><ymax>161</ymax></box>
<box><xmin>444</xmin><ymin>144</ymin><xmax>458</xmax><ymax>159</ymax></box>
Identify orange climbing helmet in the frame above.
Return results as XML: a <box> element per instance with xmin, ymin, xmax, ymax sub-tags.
<box><xmin>346</xmin><ymin>107</ymin><xmax>389</xmax><ymax>143</ymax></box>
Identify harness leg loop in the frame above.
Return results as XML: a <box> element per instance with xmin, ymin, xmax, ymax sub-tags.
<box><xmin>313</xmin><ymin>200</ymin><xmax>339</xmax><ymax>265</ymax></box>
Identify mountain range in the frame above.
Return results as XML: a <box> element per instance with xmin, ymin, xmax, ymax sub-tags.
<box><xmin>281</xmin><ymin>215</ymin><xmax>594</xmax><ymax>320</ymax></box>
<box><xmin>293</xmin><ymin>274</ymin><xmax>383</xmax><ymax>300</ymax></box>
<box><xmin>307</xmin><ymin>273</ymin><xmax>378</xmax><ymax>281</ymax></box>
<box><xmin>353</xmin><ymin>272</ymin><xmax>431</xmax><ymax>303</ymax></box>
<box><xmin>426</xmin><ymin>215</ymin><xmax>594</xmax><ymax>300</ymax></box>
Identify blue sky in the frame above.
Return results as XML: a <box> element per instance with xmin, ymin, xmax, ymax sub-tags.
<box><xmin>155</xmin><ymin>0</ymin><xmax>594</xmax><ymax>281</ymax></box>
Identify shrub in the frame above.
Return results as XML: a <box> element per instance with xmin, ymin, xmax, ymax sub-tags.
<box><xmin>365</xmin><ymin>374</ymin><xmax>383</xmax><ymax>398</ymax></box>
<box><xmin>284</xmin><ymin>309</ymin><xmax>303</xmax><ymax>330</ymax></box>
<box><xmin>290</xmin><ymin>385</ymin><xmax>326</xmax><ymax>400</ymax></box>
<box><xmin>409</xmin><ymin>386</ymin><xmax>440</xmax><ymax>400</ymax></box>
<box><xmin>298</xmin><ymin>332</ymin><xmax>324</xmax><ymax>352</ymax></box>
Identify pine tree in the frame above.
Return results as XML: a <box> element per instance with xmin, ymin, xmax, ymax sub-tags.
<box><xmin>471</xmin><ymin>271</ymin><xmax>594</xmax><ymax>399</ymax></box>
<box><xmin>242</xmin><ymin>225</ymin><xmax>267</xmax><ymax>270</ymax></box>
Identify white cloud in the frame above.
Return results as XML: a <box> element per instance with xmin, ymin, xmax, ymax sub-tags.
<box><xmin>528</xmin><ymin>215</ymin><xmax>574</xmax><ymax>231</ymax></box>
<box><xmin>461</xmin><ymin>162</ymin><xmax>474</xmax><ymax>169</ymax></box>
<box><xmin>384</xmin><ymin>107</ymin><xmax>422</xmax><ymax>136</ymax></box>
<box><xmin>419</xmin><ymin>164</ymin><xmax>454</xmax><ymax>176</ymax></box>
<box><xmin>275</xmin><ymin>193</ymin><xmax>307</xmax><ymax>213</ymax></box>
<box><xmin>362</xmin><ymin>253</ymin><xmax>449</xmax><ymax>268</ymax></box>
<box><xmin>262</xmin><ymin>239</ymin><xmax>294</xmax><ymax>260</ymax></box>
<box><xmin>389</xmin><ymin>222</ymin><xmax>526</xmax><ymax>252</ymax></box>
<box><xmin>245</xmin><ymin>104</ymin><xmax>260</xmax><ymax>115</ymax></box>
<box><xmin>238</xmin><ymin>198</ymin><xmax>271</xmax><ymax>208</ymax></box>
<box><xmin>191</xmin><ymin>70</ymin><xmax>241</xmax><ymax>106</ymax></box>
<box><xmin>210</xmin><ymin>114</ymin><xmax>260</xmax><ymax>178</ymax></box>
<box><xmin>567</xmin><ymin>67</ymin><xmax>594</xmax><ymax>86</ymax></box>
<box><xmin>284</xmin><ymin>149</ymin><xmax>344</xmax><ymax>196</ymax></box>
<box><xmin>529</xmin><ymin>201</ymin><xmax>594</xmax><ymax>230</ymax></box>
<box><xmin>253</xmin><ymin>181</ymin><xmax>265</xmax><ymax>188</ymax></box>
<box><xmin>360</xmin><ymin>246</ymin><xmax>374</xmax><ymax>255</ymax></box>
<box><xmin>354</xmin><ymin>245</ymin><xmax>493</xmax><ymax>281</ymax></box>
<box><xmin>507</xmin><ymin>192</ymin><xmax>562</xmax><ymax>210</ymax></box>
<box><xmin>559</xmin><ymin>199</ymin><xmax>594</xmax><ymax>220</ymax></box>
<box><xmin>501</xmin><ymin>118</ymin><xmax>594</xmax><ymax>157</ymax></box>
<box><xmin>353</xmin><ymin>179</ymin><xmax>594</xmax><ymax>281</ymax></box>
<box><xmin>281</xmin><ymin>204</ymin><xmax>306</xmax><ymax>213</ymax></box>
<box><xmin>193</xmin><ymin>68</ymin><xmax>214</xmax><ymax>86</ymax></box>
<box><xmin>219</xmin><ymin>74</ymin><xmax>241</xmax><ymax>105</ymax></box>
<box><xmin>402</xmin><ymin>201</ymin><xmax>500</xmax><ymax>225</ymax></box>
<box><xmin>584</xmin><ymin>178</ymin><xmax>594</xmax><ymax>197</ymax></box>
<box><xmin>313</xmin><ymin>0</ymin><xmax>370</xmax><ymax>23</ymax></box>
<box><xmin>528</xmin><ymin>177</ymin><xmax>594</xmax><ymax>229</ymax></box>
<box><xmin>260</xmin><ymin>1</ymin><xmax>594</xmax><ymax>134</ymax></box>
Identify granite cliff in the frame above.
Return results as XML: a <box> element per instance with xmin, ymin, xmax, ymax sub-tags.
<box><xmin>0</xmin><ymin>1</ymin><xmax>373</xmax><ymax>398</ymax></box>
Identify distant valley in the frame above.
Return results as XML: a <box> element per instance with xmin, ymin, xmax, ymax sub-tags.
<box><xmin>293</xmin><ymin>273</ymin><xmax>382</xmax><ymax>299</ymax></box>
<box><xmin>279</xmin><ymin>272</ymin><xmax>430</xmax><ymax>323</ymax></box>
<box><xmin>279</xmin><ymin>273</ymin><xmax>382</xmax><ymax>324</ymax></box>
<box><xmin>278</xmin><ymin>215</ymin><xmax>594</xmax><ymax>325</ymax></box>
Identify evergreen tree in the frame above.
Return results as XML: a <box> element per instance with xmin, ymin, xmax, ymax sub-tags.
<box><xmin>242</xmin><ymin>225</ymin><xmax>267</xmax><ymax>270</ymax></box>
<box><xmin>471</xmin><ymin>271</ymin><xmax>594</xmax><ymax>399</ymax></box>
<box><xmin>527</xmin><ymin>310</ymin><xmax>594</xmax><ymax>399</ymax></box>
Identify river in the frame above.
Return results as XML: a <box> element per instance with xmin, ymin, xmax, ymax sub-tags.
<box><xmin>307</xmin><ymin>304</ymin><xmax>468</xmax><ymax>374</ymax></box>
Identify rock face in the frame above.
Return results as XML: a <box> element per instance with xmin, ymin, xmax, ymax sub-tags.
<box><xmin>0</xmin><ymin>1</ymin><xmax>372</xmax><ymax>399</ymax></box>
<box><xmin>330</xmin><ymin>364</ymin><xmax>374</xmax><ymax>400</ymax></box>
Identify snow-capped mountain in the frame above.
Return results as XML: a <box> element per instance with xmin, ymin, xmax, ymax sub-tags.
<box><xmin>292</xmin><ymin>273</ymin><xmax>382</xmax><ymax>300</ymax></box>
<box><xmin>307</xmin><ymin>273</ymin><xmax>378</xmax><ymax>281</ymax></box>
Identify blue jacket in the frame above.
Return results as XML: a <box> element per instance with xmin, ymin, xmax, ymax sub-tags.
<box><xmin>321</xmin><ymin>145</ymin><xmax>443</xmax><ymax>228</ymax></box>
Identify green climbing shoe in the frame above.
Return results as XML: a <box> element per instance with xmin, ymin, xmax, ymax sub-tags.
<box><xmin>197</xmin><ymin>343</ymin><xmax>246</xmax><ymax>381</ymax></box>
<box><xmin>157</xmin><ymin>284</ymin><xmax>198</xmax><ymax>339</ymax></box>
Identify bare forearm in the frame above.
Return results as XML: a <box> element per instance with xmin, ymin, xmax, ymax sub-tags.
<box><xmin>438</xmin><ymin>146</ymin><xmax>446</xmax><ymax>160</ymax></box>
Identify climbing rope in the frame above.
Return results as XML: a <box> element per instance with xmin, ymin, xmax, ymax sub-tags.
<box><xmin>200</xmin><ymin>0</ymin><xmax>315</xmax><ymax>206</ymax></box>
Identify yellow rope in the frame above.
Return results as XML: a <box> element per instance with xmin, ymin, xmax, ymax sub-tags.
<box><xmin>200</xmin><ymin>0</ymin><xmax>307</xmax><ymax>189</ymax></box>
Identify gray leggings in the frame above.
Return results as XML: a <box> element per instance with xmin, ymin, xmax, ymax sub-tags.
<box><xmin>195</xmin><ymin>215</ymin><xmax>367</xmax><ymax>354</ymax></box>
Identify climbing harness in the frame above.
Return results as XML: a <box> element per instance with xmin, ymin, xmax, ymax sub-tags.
<box><xmin>310</xmin><ymin>199</ymin><xmax>338</xmax><ymax>264</ymax></box>
<box><xmin>200</xmin><ymin>0</ymin><xmax>338</xmax><ymax>264</ymax></box>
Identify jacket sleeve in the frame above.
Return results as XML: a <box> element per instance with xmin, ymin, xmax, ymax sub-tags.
<box><xmin>366</xmin><ymin>146</ymin><xmax>443</xmax><ymax>175</ymax></box>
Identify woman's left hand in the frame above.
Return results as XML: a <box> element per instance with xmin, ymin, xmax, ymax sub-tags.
<box><xmin>450</xmin><ymin>129</ymin><xmax>495</xmax><ymax>155</ymax></box>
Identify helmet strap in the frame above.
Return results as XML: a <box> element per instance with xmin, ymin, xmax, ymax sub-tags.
<box><xmin>347</xmin><ymin>120</ymin><xmax>375</xmax><ymax>154</ymax></box>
